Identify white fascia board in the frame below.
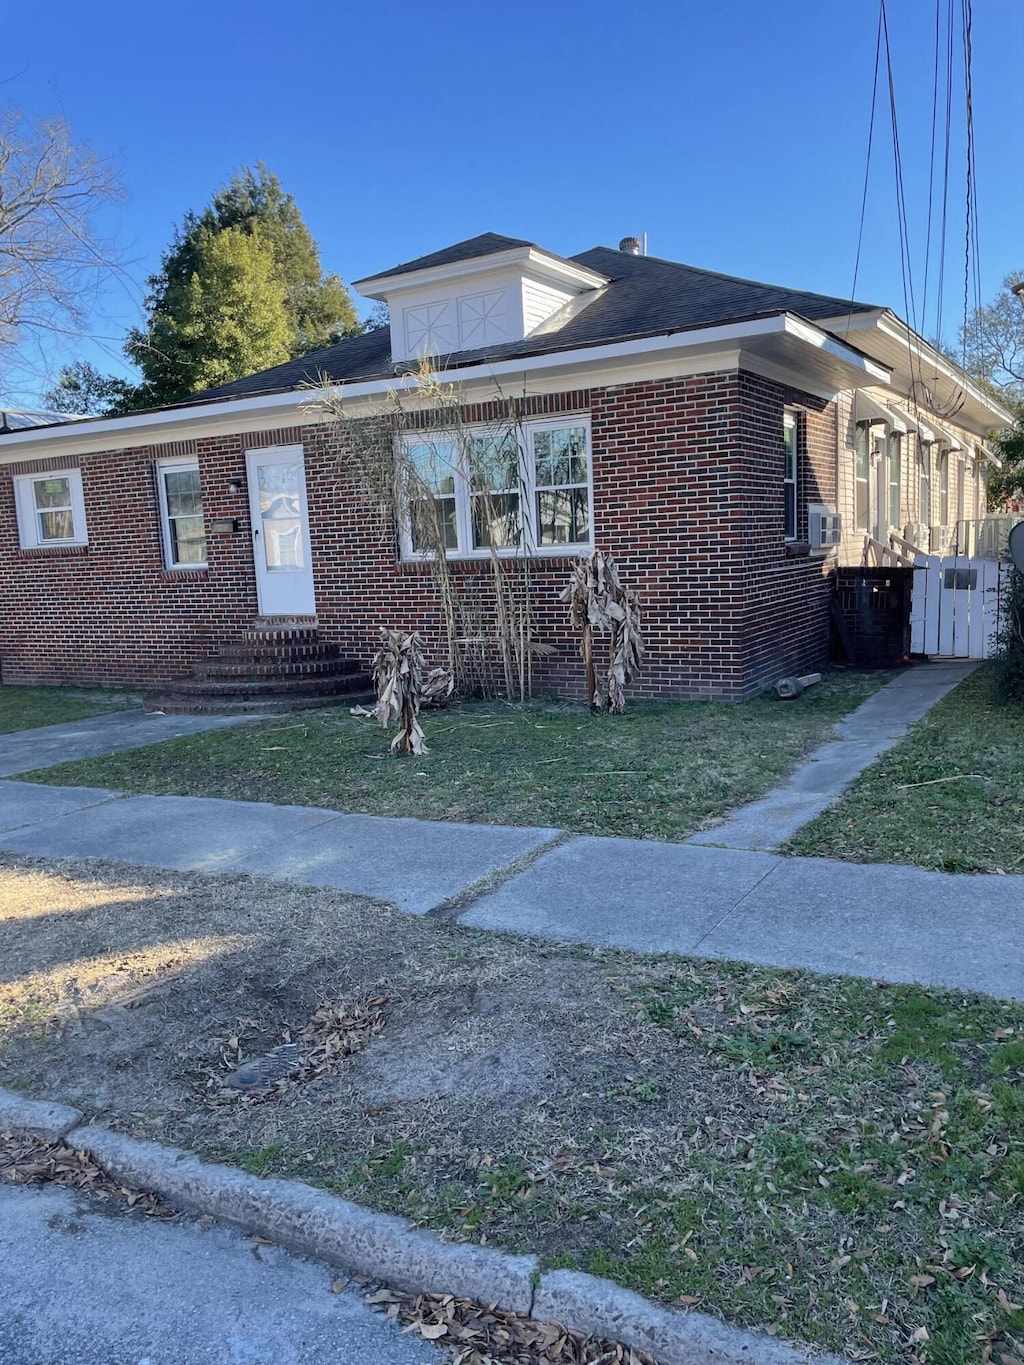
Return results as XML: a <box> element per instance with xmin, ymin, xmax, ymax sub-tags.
<box><xmin>0</xmin><ymin>313</ymin><xmax>888</xmax><ymax>463</ymax></box>
<box><xmin>874</xmin><ymin>313</ymin><xmax>1014</xmax><ymax>425</ymax></box>
<box><xmin>784</xmin><ymin>315</ymin><xmax>890</xmax><ymax>383</ymax></box>
<box><xmin>354</xmin><ymin>246</ymin><xmax>607</xmax><ymax>301</ymax></box>
<box><xmin>819</xmin><ymin>308</ymin><xmax>1013</xmax><ymax>428</ymax></box>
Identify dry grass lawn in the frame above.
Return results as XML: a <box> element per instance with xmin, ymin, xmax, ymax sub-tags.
<box><xmin>2</xmin><ymin>853</ymin><xmax>1023</xmax><ymax>1365</ymax></box>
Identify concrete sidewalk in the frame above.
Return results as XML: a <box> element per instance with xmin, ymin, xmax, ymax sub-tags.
<box><xmin>0</xmin><ymin>665</ymin><xmax>1019</xmax><ymax>1001</ymax></box>
<box><xmin>0</xmin><ymin>775</ymin><xmax>1021</xmax><ymax>999</ymax></box>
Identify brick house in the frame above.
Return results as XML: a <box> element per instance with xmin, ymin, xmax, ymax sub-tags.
<box><xmin>0</xmin><ymin>233</ymin><xmax>1010</xmax><ymax>705</ymax></box>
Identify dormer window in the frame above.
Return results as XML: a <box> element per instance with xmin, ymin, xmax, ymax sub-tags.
<box><xmin>354</xmin><ymin>234</ymin><xmax>607</xmax><ymax>365</ymax></box>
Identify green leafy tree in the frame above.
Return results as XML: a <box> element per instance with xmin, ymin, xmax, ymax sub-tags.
<box><xmin>962</xmin><ymin>272</ymin><xmax>1024</xmax><ymax>507</ymax></box>
<box><xmin>125</xmin><ymin>164</ymin><xmax>358</xmax><ymax>404</ymax></box>
<box><xmin>43</xmin><ymin>360</ymin><xmax>140</xmax><ymax>415</ymax></box>
<box><xmin>137</xmin><ymin>227</ymin><xmax>293</xmax><ymax>396</ymax></box>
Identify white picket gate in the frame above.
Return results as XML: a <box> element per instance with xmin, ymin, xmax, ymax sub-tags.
<box><xmin>910</xmin><ymin>553</ymin><xmax>1009</xmax><ymax>659</ymax></box>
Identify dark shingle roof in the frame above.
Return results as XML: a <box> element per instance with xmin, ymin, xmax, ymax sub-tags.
<box><xmin>201</xmin><ymin>245</ymin><xmax>881</xmax><ymax>401</ymax></box>
<box><xmin>356</xmin><ymin>232</ymin><xmax>536</xmax><ymax>284</ymax></box>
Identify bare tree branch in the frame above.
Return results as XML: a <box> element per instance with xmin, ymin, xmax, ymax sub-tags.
<box><xmin>0</xmin><ymin>104</ymin><xmax>125</xmax><ymax>363</ymax></box>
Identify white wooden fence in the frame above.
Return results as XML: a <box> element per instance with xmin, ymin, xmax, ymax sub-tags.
<box><xmin>910</xmin><ymin>553</ymin><xmax>1009</xmax><ymax>659</ymax></box>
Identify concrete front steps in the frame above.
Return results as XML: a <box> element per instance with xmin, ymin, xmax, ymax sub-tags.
<box><xmin>144</xmin><ymin>618</ymin><xmax>371</xmax><ymax>716</ymax></box>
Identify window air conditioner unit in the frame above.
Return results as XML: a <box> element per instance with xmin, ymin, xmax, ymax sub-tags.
<box><xmin>809</xmin><ymin>506</ymin><xmax>842</xmax><ymax>549</ymax></box>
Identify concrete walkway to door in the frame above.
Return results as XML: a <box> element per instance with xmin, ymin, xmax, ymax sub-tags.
<box><xmin>0</xmin><ymin>662</ymin><xmax>1019</xmax><ymax>1002</ymax></box>
<box><xmin>687</xmin><ymin>660</ymin><xmax>977</xmax><ymax>850</ymax></box>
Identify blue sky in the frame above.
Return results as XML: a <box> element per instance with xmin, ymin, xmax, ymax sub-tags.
<box><xmin>4</xmin><ymin>0</ymin><xmax>1022</xmax><ymax>403</ymax></box>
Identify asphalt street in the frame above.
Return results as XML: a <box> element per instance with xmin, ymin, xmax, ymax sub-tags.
<box><xmin>0</xmin><ymin>1181</ymin><xmax>439</xmax><ymax>1365</ymax></box>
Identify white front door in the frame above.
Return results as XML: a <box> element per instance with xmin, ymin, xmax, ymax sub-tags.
<box><xmin>246</xmin><ymin>445</ymin><xmax>316</xmax><ymax>617</ymax></box>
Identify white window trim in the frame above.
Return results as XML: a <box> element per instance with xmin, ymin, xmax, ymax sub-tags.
<box><xmin>156</xmin><ymin>457</ymin><xmax>207</xmax><ymax>570</ymax></box>
<box><xmin>783</xmin><ymin>409</ymin><xmax>798</xmax><ymax>542</ymax></box>
<box><xmin>398</xmin><ymin>415</ymin><xmax>594</xmax><ymax>561</ymax></box>
<box><xmin>13</xmin><ymin>468</ymin><xmax>88</xmax><ymax>549</ymax></box>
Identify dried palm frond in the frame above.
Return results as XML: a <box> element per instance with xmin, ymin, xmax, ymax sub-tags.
<box><xmin>368</xmin><ymin>627</ymin><xmax>451</xmax><ymax>755</ymax></box>
<box><xmin>561</xmin><ymin>550</ymin><xmax>644</xmax><ymax>712</ymax></box>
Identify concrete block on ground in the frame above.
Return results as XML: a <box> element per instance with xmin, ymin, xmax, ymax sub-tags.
<box><xmin>68</xmin><ymin>1126</ymin><xmax>537</xmax><ymax>1314</ymax></box>
<box><xmin>0</xmin><ymin>1086</ymin><xmax>83</xmax><ymax>1141</ymax></box>
<box><xmin>533</xmin><ymin>1270</ymin><xmax>849</xmax><ymax>1365</ymax></box>
<box><xmin>224</xmin><ymin>814</ymin><xmax>561</xmax><ymax>915</ymax></box>
<box><xmin>462</xmin><ymin>838</ymin><xmax>779</xmax><ymax>953</ymax></box>
<box><xmin>0</xmin><ymin>793</ymin><xmax>339</xmax><ymax>874</ymax></box>
<box><xmin>0</xmin><ymin>780</ymin><xmax>120</xmax><ymax>833</ymax></box>
<box><xmin>701</xmin><ymin>856</ymin><xmax>1024</xmax><ymax>1000</ymax></box>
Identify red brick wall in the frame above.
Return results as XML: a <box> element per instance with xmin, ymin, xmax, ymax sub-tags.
<box><xmin>0</xmin><ymin>372</ymin><xmax>835</xmax><ymax>700</ymax></box>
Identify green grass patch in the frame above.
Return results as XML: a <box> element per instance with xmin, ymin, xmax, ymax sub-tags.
<box><xmin>789</xmin><ymin>666</ymin><xmax>1024</xmax><ymax>872</ymax></box>
<box><xmin>19</xmin><ymin>670</ymin><xmax>886</xmax><ymax>841</ymax></box>
<box><xmin>0</xmin><ymin>685</ymin><xmax>136</xmax><ymax>734</ymax></box>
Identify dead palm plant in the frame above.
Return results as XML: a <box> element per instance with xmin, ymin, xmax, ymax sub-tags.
<box><xmin>562</xmin><ymin>550</ymin><xmax>644</xmax><ymax>712</ymax></box>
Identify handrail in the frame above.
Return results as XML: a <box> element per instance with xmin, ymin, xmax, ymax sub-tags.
<box><xmin>889</xmin><ymin>530</ymin><xmax>925</xmax><ymax>559</ymax></box>
<box><xmin>862</xmin><ymin>533</ymin><xmax>915</xmax><ymax>568</ymax></box>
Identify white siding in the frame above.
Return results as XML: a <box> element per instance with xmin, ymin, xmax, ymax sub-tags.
<box><xmin>521</xmin><ymin>278</ymin><xmax>575</xmax><ymax>335</ymax></box>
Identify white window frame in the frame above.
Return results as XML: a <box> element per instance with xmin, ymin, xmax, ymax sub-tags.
<box><xmin>156</xmin><ymin>457</ymin><xmax>207</xmax><ymax>570</ymax></box>
<box><xmin>919</xmin><ymin>444</ymin><xmax>932</xmax><ymax>526</ymax></box>
<box><xmin>398</xmin><ymin>415</ymin><xmax>594</xmax><ymax>561</ymax></box>
<box><xmin>13</xmin><ymin>468</ymin><xmax>88</xmax><ymax>549</ymax></box>
<box><xmin>783</xmin><ymin>409</ymin><xmax>798</xmax><ymax>541</ymax></box>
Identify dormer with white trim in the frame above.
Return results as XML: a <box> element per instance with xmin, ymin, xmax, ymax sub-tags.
<box><xmin>353</xmin><ymin>233</ymin><xmax>609</xmax><ymax>366</ymax></box>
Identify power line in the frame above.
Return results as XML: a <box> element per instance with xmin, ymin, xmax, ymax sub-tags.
<box><xmin>846</xmin><ymin>3</ymin><xmax>884</xmax><ymax>331</ymax></box>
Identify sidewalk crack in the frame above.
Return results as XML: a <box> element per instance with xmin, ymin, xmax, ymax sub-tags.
<box><xmin>690</xmin><ymin>857</ymin><xmax>784</xmax><ymax>952</ymax></box>
<box><xmin>426</xmin><ymin>831</ymin><xmax>576</xmax><ymax>921</ymax></box>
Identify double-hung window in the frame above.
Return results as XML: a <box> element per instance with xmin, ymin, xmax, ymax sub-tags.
<box><xmin>782</xmin><ymin>410</ymin><xmax>798</xmax><ymax>540</ymax></box>
<box><xmin>399</xmin><ymin>417</ymin><xmax>593</xmax><ymax>559</ymax></box>
<box><xmin>938</xmin><ymin>449</ymin><xmax>950</xmax><ymax>525</ymax></box>
<box><xmin>470</xmin><ymin>431</ymin><xmax>522</xmax><ymax>551</ymax></box>
<box><xmin>157</xmin><ymin>459</ymin><xmax>206</xmax><ymax>568</ymax></box>
<box><xmin>13</xmin><ymin>469</ymin><xmax>88</xmax><ymax>549</ymax></box>
<box><xmin>406</xmin><ymin>439</ymin><xmax>459</xmax><ymax>552</ymax></box>
<box><xmin>887</xmin><ymin>433</ymin><xmax>901</xmax><ymax>529</ymax></box>
<box><xmin>919</xmin><ymin>446</ymin><xmax>932</xmax><ymax>525</ymax></box>
<box><xmin>854</xmin><ymin>422</ymin><xmax>870</xmax><ymax>532</ymax></box>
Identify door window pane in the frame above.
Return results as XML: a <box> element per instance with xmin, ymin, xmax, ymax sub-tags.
<box><xmin>533</xmin><ymin>426</ymin><xmax>590</xmax><ymax>547</ymax></box>
<box><xmin>257</xmin><ymin>460</ymin><xmax>305</xmax><ymax>571</ymax></box>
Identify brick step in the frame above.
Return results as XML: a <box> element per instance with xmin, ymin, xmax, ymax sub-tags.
<box><xmin>213</xmin><ymin>641</ymin><xmax>347</xmax><ymax>664</ymax></box>
<box><xmin>155</xmin><ymin>673</ymin><xmax>370</xmax><ymax>701</ymax></box>
<box><xmin>193</xmin><ymin>657</ymin><xmax>361</xmax><ymax>680</ymax></box>
<box><xmin>143</xmin><ymin>692</ymin><xmax>371</xmax><ymax>717</ymax></box>
<box><xmin>240</xmin><ymin>618</ymin><xmax>320</xmax><ymax>644</ymax></box>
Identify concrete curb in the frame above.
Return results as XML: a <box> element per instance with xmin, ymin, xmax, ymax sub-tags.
<box><xmin>533</xmin><ymin>1271</ymin><xmax>849</xmax><ymax>1365</ymax></box>
<box><xmin>0</xmin><ymin>1089</ymin><xmax>82</xmax><ymax>1141</ymax></box>
<box><xmin>0</xmin><ymin>1088</ymin><xmax>847</xmax><ymax>1365</ymax></box>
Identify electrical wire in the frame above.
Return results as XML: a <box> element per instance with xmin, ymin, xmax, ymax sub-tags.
<box><xmin>845</xmin><ymin>4</ymin><xmax>884</xmax><ymax>334</ymax></box>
